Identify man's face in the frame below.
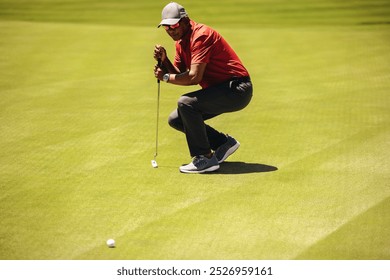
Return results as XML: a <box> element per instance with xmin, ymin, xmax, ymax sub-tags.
<box><xmin>163</xmin><ymin>20</ymin><xmax>186</xmax><ymax>41</ymax></box>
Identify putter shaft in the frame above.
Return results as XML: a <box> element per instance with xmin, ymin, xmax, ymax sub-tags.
<box><xmin>154</xmin><ymin>59</ymin><xmax>162</xmax><ymax>161</ymax></box>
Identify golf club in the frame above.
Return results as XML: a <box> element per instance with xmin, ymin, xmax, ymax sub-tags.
<box><xmin>151</xmin><ymin>59</ymin><xmax>161</xmax><ymax>168</ymax></box>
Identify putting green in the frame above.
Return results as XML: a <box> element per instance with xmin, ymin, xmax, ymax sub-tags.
<box><xmin>0</xmin><ymin>0</ymin><xmax>389</xmax><ymax>259</ymax></box>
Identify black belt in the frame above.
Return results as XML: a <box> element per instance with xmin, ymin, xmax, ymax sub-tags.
<box><xmin>231</xmin><ymin>76</ymin><xmax>251</xmax><ymax>83</ymax></box>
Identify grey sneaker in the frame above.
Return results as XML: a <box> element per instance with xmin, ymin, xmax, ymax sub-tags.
<box><xmin>179</xmin><ymin>154</ymin><xmax>220</xmax><ymax>174</ymax></box>
<box><xmin>215</xmin><ymin>135</ymin><xmax>240</xmax><ymax>163</ymax></box>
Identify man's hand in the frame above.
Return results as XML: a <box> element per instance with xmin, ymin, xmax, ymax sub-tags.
<box><xmin>154</xmin><ymin>45</ymin><xmax>167</xmax><ymax>63</ymax></box>
<box><xmin>154</xmin><ymin>63</ymin><xmax>164</xmax><ymax>81</ymax></box>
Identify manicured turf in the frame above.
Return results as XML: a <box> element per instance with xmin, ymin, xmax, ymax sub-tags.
<box><xmin>0</xmin><ymin>0</ymin><xmax>389</xmax><ymax>259</ymax></box>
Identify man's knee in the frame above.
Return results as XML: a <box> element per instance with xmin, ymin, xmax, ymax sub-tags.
<box><xmin>177</xmin><ymin>95</ymin><xmax>196</xmax><ymax>109</ymax></box>
<box><xmin>168</xmin><ymin>110</ymin><xmax>183</xmax><ymax>131</ymax></box>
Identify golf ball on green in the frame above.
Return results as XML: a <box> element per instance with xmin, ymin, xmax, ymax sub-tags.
<box><xmin>106</xmin><ymin>239</ymin><xmax>115</xmax><ymax>248</ymax></box>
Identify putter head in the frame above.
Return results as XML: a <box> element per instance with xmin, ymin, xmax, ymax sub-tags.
<box><xmin>151</xmin><ymin>160</ymin><xmax>158</xmax><ymax>168</ymax></box>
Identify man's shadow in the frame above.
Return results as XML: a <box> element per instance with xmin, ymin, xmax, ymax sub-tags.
<box><xmin>213</xmin><ymin>161</ymin><xmax>278</xmax><ymax>174</ymax></box>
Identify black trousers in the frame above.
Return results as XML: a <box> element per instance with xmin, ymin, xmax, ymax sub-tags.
<box><xmin>168</xmin><ymin>77</ymin><xmax>253</xmax><ymax>157</ymax></box>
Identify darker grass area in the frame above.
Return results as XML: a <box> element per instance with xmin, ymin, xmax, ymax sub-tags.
<box><xmin>295</xmin><ymin>197</ymin><xmax>390</xmax><ymax>259</ymax></box>
<box><xmin>0</xmin><ymin>0</ymin><xmax>389</xmax><ymax>27</ymax></box>
<box><xmin>0</xmin><ymin>0</ymin><xmax>160</xmax><ymax>26</ymax></box>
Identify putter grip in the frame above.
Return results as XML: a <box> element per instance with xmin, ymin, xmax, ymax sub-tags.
<box><xmin>157</xmin><ymin>58</ymin><xmax>162</xmax><ymax>84</ymax></box>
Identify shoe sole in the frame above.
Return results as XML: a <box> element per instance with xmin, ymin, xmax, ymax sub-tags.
<box><xmin>179</xmin><ymin>164</ymin><xmax>220</xmax><ymax>174</ymax></box>
<box><xmin>218</xmin><ymin>141</ymin><xmax>240</xmax><ymax>163</ymax></box>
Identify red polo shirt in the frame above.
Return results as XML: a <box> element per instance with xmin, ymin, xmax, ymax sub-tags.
<box><xmin>174</xmin><ymin>20</ymin><xmax>249</xmax><ymax>89</ymax></box>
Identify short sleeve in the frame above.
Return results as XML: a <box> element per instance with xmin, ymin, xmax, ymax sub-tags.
<box><xmin>191</xmin><ymin>33</ymin><xmax>214</xmax><ymax>64</ymax></box>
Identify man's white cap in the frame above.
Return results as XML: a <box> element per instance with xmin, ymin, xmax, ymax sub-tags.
<box><xmin>158</xmin><ymin>2</ymin><xmax>188</xmax><ymax>27</ymax></box>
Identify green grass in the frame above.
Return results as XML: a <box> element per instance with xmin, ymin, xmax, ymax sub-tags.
<box><xmin>0</xmin><ymin>0</ymin><xmax>389</xmax><ymax>259</ymax></box>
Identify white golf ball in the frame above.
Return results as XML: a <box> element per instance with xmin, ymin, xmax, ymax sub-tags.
<box><xmin>106</xmin><ymin>239</ymin><xmax>115</xmax><ymax>248</ymax></box>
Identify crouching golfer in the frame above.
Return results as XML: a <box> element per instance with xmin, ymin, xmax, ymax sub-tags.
<box><xmin>153</xmin><ymin>2</ymin><xmax>253</xmax><ymax>173</ymax></box>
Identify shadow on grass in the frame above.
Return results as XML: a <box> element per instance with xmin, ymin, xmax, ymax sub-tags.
<box><xmin>213</xmin><ymin>161</ymin><xmax>278</xmax><ymax>174</ymax></box>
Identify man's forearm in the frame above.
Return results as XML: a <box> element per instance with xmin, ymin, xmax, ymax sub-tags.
<box><xmin>164</xmin><ymin>63</ymin><xmax>205</xmax><ymax>86</ymax></box>
<box><xmin>167</xmin><ymin>71</ymin><xmax>198</xmax><ymax>86</ymax></box>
